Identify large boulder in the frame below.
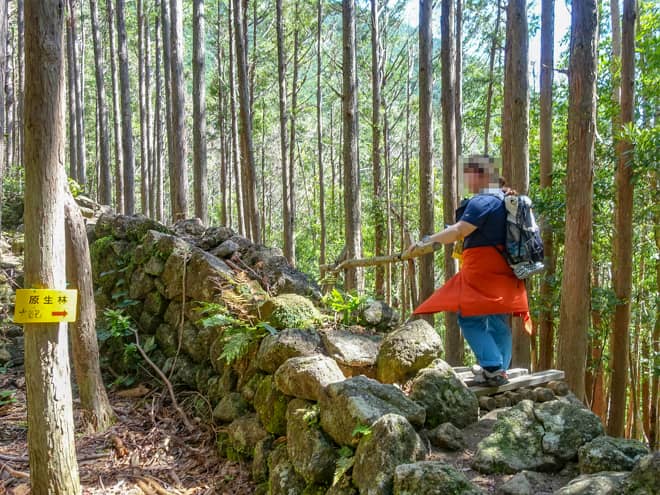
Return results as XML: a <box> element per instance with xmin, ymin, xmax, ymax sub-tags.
<box><xmin>212</xmin><ymin>392</ymin><xmax>250</xmax><ymax>423</ymax></box>
<box><xmin>94</xmin><ymin>213</ymin><xmax>171</xmax><ymax>242</ymax></box>
<box><xmin>286</xmin><ymin>399</ymin><xmax>338</xmax><ymax>485</ymax></box>
<box><xmin>376</xmin><ymin>320</ymin><xmax>443</xmax><ymax>384</ymax></box>
<box><xmin>553</xmin><ymin>472</ymin><xmax>628</xmax><ymax>495</ymax></box>
<box><xmin>352</xmin><ymin>414</ymin><xmax>428</xmax><ymax>495</ymax></box>
<box><xmin>184</xmin><ymin>248</ymin><xmax>234</xmax><ymax>302</ymax></box>
<box><xmin>409</xmin><ymin>359</ymin><xmax>478</xmax><ymax>429</ymax></box>
<box><xmin>268</xmin><ymin>444</ymin><xmax>307</xmax><ymax>495</ymax></box>
<box><xmin>622</xmin><ymin>452</ymin><xmax>660</xmax><ymax>495</ymax></box>
<box><xmin>497</xmin><ymin>471</ymin><xmax>547</xmax><ymax>495</ymax></box>
<box><xmin>227</xmin><ymin>413</ymin><xmax>269</xmax><ymax>458</ymax></box>
<box><xmin>259</xmin><ymin>293</ymin><xmax>323</xmax><ymax>330</ymax></box>
<box><xmin>262</xmin><ymin>255</ymin><xmax>322</xmax><ymax>300</ymax></box>
<box><xmin>319</xmin><ymin>375</ymin><xmax>426</xmax><ymax>447</ymax></box>
<box><xmin>321</xmin><ymin>329</ymin><xmax>382</xmax><ymax>378</ymax></box>
<box><xmin>578</xmin><ymin>436</ymin><xmax>649</xmax><ymax>474</ymax></box>
<box><xmin>426</xmin><ymin>422</ymin><xmax>466</xmax><ymax>451</ymax></box>
<box><xmin>253</xmin><ymin>375</ymin><xmax>290</xmax><ymax>435</ymax></box>
<box><xmin>534</xmin><ymin>400</ymin><xmax>604</xmax><ymax>462</ymax></box>
<box><xmin>472</xmin><ymin>400</ymin><xmax>557</xmax><ymax>474</ymax></box>
<box><xmin>358</xmin><ymin>300</ymin><xmax>400</xmax><ymax>332</ymax></box>
<box><xmin>255</xmin><ymin>328</ymin><xmax>323</xmax><ymax>373</ymax></box>
<box><xmin>393</xmin><ymin>461</ymin><xmax>483</xmax><ymax>495</ymax></box>
<box><xmin>274</xmin><ymin>354</ymin><xmax>345</xmax><ymax>401</ymax></box>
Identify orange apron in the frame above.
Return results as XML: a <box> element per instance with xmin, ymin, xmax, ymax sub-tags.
<box><xmin>414</xmin><ymin>246</ymin><xmax>532</xmax><ymax>333</ymax></box>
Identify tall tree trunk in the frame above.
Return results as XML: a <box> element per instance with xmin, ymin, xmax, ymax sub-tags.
<box><xmin>287</xmin><ymin>1</ymin><xmax>300</xmax><ymax>266</ymax></box>
<box><xmin>169</xmin><ymin>0</ymin><xmax>188</xmax><ymax>221</ymax></box>
<box><xmin>116</xmin><ymin>0</ymin><xmax>136</xmax><ymax>214</ymax></box>
<box><xmin>228</xmin><ymin>0</ymin><xmax>244</xmax><ymax>235</ymax></box>
<box><xmin>69</xmin><ymin>0</ymin><xmax>86</xmax><ymax>188</ymax></box>
<box><xmin>153</xmin><ymin>12</ymin><xmax>164</xmax><ymax>222</ymax></box>
<box><xmin>587</xmin><ymin>270</ymin><xmax>608</xmax><ymax>420</ymax></box>
<box><xmin>441</xmin><ymin>0</ymin><xmax>461</xmax><ymax>364</ymax></box>
<box><xmin>418</xmin><ymin>0</ymin><xmax>434</xmax><ymax>323</ymax></box>
<box><xmin>276</xmin><ymin>0</ymin><xmax>292</xmax><ymax>262</ymax></box>
<box><xmin>144</xmin><ymin>11</ymin><xmax>153</xmax><ymax>218</ymax></box>
<box><xmin>608</xmin><ymin>0</ymin><xmax>636</xmax><ymax>437</ymax></box>
<box><xmin>138</xmin><ymin>0</ymin><xmax>148</xmax><ymax>214</ymax></box>
<box><xmin>483</xmin><ymin>0</ymin><xmax>501</xmax><ymax>156</ymax></box>
<box><xmin>66</xmin><ymin>14</ymin><xmax>78</xmax><ymax>182</ymax></box>
<box><xmin>371</xmin><ymin>0</ymin><xmax>385</xmax><ymax>298</ymax></box>
<box><xmin>16</xmin><ymin>0</ymin><xmax>24</xmax><ymax>173</ymax></box>
<box><xmin>455</xmin><ymin>0</ymin><xmax>462</xmax><ymax>161</ymax></box>
<box><xmin>161</xmin><ymin>0</ymin><xmax>173</xmax><ymax>221</ymax></box>
<box><xmin>502</xmin><ymin>0</ymin><xmax>530</xmax><ymax>369</ymax></box>
<box><xmin>24</xmin><ymin>1</ymin><xmax>81</xmax><ymax>490</ymax></box>
<box><xmin>89</xmin><ymin>0</ymin><xmax>111</xmax><ymax>205</ymax></box>
<box><xmin>342</xmin><ymin>0</ymin><xmax>362</xmax><ymax>292</ymax></box>
<box><xmin>0</xmin><ymin>0</ymin><xmax>6</xmax><ymax>230</ymax></box>
<box><xmin>557</xmin><ymin>0</ymin><xmax>597</xmax><ymax>400</ymax></box>
<box><xmin>317</xmin><ymin>0</ymin><xmax>326</xmax><ymax>276</ymax></box>
<box><xmin>217</xmin><ymin>8</ymin><xmax>228</xmax><ymax>227</ymax></box>
<box><xmin>193</xmin><ymin>0</ymin><xmax>208</xmax><ymax>224</ymax></box>
<box><xmin>652</xmin><ymin>174</ymin><xmax>660</xmax><ymax>449</ymax></box>
<box><xmin>106</xmin><ymin>0</ymin><xmax>123</xmax><ymax>213</ymax></box>
<box><xmin>538</xmin><ymin>0</ymin><xmax>555</xmax><ymax>370</ymax></box>
<box><xmin>64</xmin><ymin>191</ymin><xmax>115</xmax><ymax>432</ymax></box>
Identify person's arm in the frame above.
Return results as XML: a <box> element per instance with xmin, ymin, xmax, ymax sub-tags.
<box><xmin>405</xmin><ymin>220</ymin><xmax>477</xmax><ymax>256</ymax></box>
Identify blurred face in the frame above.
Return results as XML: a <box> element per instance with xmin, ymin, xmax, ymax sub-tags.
<box><xmin>461</xmin><ymin>156</ymin><xmax>501</xmax><ymax>194</ymax></box>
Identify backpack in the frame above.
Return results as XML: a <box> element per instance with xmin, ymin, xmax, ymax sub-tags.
<box><xmin>455</xmin><ymin>193</ymin><xmax>545</xmax><ymax>279</ymax></box>
<box><xmin>502</xmin><ymin>195</ymin><xmax>545</xmax><ymax>279</ymax></box>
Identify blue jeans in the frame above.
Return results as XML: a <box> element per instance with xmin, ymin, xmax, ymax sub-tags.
<box><xmin>457</xmin><ymin>313</ymin><xmax>512</xmax><ymax>370</ymax></box>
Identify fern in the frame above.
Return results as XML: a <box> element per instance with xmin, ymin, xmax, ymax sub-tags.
<box><xmin>351</xmin><ymin>424</ymin><xmax>372</xmax><ymax>439</ymax></box>
<box><xmin>333</xmin><ymin>446</ymin><xmax>355</xmax><ymax>486</ymax></box>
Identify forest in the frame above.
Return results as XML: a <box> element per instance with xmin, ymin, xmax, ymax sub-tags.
<box><xmin>0</xmin><ymin>0</ymin><xmax>658</xmax><ymax>493</ymax></box>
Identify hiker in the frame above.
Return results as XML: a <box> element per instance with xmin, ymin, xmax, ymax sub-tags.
<box><xmin>405</xmin><ymin>155</ymin><xmax>530</xmax><ymax>387</ymax></box>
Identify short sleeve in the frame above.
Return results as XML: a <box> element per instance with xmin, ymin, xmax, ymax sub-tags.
<box><xmin>461</xmin><ymin>196</ymin><xmax>496</xmax><ymax>228</ymax></box>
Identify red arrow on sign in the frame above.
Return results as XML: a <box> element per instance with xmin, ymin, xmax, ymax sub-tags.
<box><xmin>52</xmin><ymin>311</ymin><xmax>68</xmax><ymax>317</ymax></box>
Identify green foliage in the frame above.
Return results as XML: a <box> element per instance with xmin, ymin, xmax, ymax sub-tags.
<box><xmin>0</xmin><ymin>389</ymin><xmax>16</xmax><ymax>407</ymax></box>
<box><xmin>197</xmin><ymin>301</ymin><xmax>277</xmax><ymax>365</ymax></box>
<box><xmin>351</xmin><ymin>424</ymin><xmax>372</xmax><ymax>439</ymax></box>
<box><xmin>1</xmin><ymin>176</ymin><xmax>24</xmax><ymax>229</ymax></box>
<box><xmin>322</xmin><ymin>289</ymin><xmax>366</xmax><ymax>325</ymax></box>
<box><xmin>67</xmin><ymin>178</ymin><xmax>83</xmax><ymax>197</ymax></box>
<box><xmin>302</xmin><ymin>404</ymin><xmax>321</xmax><ymax>427</ymax></box>
<box><xmin>333</xmin><ymin>446</ymin><xmax>355</xmax><ymax>487</ymax></box>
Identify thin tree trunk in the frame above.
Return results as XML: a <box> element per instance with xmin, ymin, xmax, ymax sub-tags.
<box><xmin>441</xmin><ymin>0</ymin><xmax>461</xmax><ymax>364</ymax></box>
<box><xmin>66</xmin><ymin>14</ymin><xmax>78</xmax><ymax>182</ymax></box>
<box><xmin>138</xmin><ymin>0</ymin><xmax>148</xmax><ymax>213</ymax></box>
<box><xmin>455</xmin><ymin>0</ymin><xmax>462</xmax><ymax>160</ymax></box>
<box><xmin>217</xmin><ymin>7</ymin><xmax>228</xmax><ymax>227</ymax></box>
<box><xmin>557</xmin><ymin>0</ymin><xmax>598</xmax><ymax>400</ymax></box>
<box><xmin>193</xmin><ymin>0</ymin><xmax>207</xmax><ymax>224</ymax></box>
<box><xmin>651</xmin><ymin>172</ymin><xmax>660</xmax><ymax>449</ymax></box>
<box><xmin>371</xmin><ymin>0</ymin><xmax>385</xmax><ymax>298</ymax></box>
<box><xmin>24</xmin><ymin>1</ymin><xmax>81</xmax><ymax>490</ymax></box>
<box><xmin>287</xmin><ymin>1</ymin><xmax>300</xmax><ymax>266</ymax></box>
<box><xmin>144</xmin><ymin>11</ymin><xmax>153</xmax><ymax>218</ymax></box>
<box><xmin>154</xmin><ymin>11</ymin><xmax>164</xmax><ymax>222</ymax></box>
<box><xmin>587</xmin><ymin>270</ymin><xmax>607</xmax><ymax>420</ymax></box>
<box><xmin>169</xmin><ymin>0</ymin><xmax>188</xmax><ymax>221</ymax></box>
<box><xmin>69</xmin><ymin>0</ymin><xmax>86</xmax><ymax>188</ymax></box>
<box><xmin>608</xmin><ymin>0</ymin><xmax>636</xmax><ymax>437</ymax></box>
<box><xmin>228</xmin><ymin>0</ymin><xmax>244</xmax><ymax>235</ymax></box>
<box><xmin>116</xmin><ymin>0</ymin><xmax>136</xmax><ymax>214</ymax></box>
<box><xmin>89</xmin><ymin>0</ymin><xmax>111</xmax><ymax>205</ymax></box>
<box><xmin>418</xmin><ymin>0</ymin><xmax>434</xmax><ymax>322</ymax></box>
<box><xmin>106</xmin><ymin>0</ymin><xmax>123</xmax><ymax>213</ymax></box>
<box><xmin>317</xmin><ymin>0</ymin><xmax>326</xmax><ymax>276</ymax></box>
<box><xmin>484</xmin><ymin>0</ymin><xmax>501</xmax><ymax>155</ymax></box>
<box><xmin>342</xmin><ymin>0</ymin><xmax>362</xmax><ymax>292</ymax></box>
<box><xmin>161</xmin><ymin>0</ymin><xmax>173</xmax><ymax>221</ymax></box>
<box><xmin>538</xmin><ymin>0</ymin><xmax>555</xmax><ymax>370</ymax></box>
<box><xmin>64</xmin><ymin>191</ymin><xmax>115</xmax><ymax>432</ymax></box>
<box><xmin>16</xmin><ymin>0</ymin><xmax>24</xmax><ymax>173</ymax></box>
<box><xmin>0</xmin><ymin>0</ymin><xmax>6</xmax><ymax>230</ymax></box>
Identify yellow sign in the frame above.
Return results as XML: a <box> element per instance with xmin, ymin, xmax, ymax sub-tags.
<box><xmin>13</xmin><ymin>289</ymin><xmax>78</xmax><ymax>324</ymax></box>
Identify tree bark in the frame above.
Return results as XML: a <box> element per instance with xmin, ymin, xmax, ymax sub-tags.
<box><xmin>228</xmin><ymin>0</ymin><xmax>244</xmax><ymax>235</ymax></box>
<box><xmin>441</xmin><ymin>0</ymin><xmax>461</xmax><ymax>364</ymax></box>
<box><xmin>24</xmin><ymin>0</ymin><xmax>81</xmax><ymax>490</ymax></box>
<box><xmin>418</xmin><ymin>0</ymin><xmax>434</xmax><ymax>323</ymax></box>
<box><xmin>138</xmin><ymin>0</ymin><xmax>149</xmax><ymax>214</ymax></box>
<box><xmin>557</xmin><ymin>0</ymin><xmax>598</xmax><ymax>400</ymax></box>
<box><xmin>193</xmin><ymin>0</ymin><xmax>208</xmax><ymax>224</ymax></box>
<box><xmin>317</xmin><ymin>0</ymin><xmax>326</xmax><ymax>275</ymax></box>
<box><xmin>89</xmin><ymin>0</ymin><xmax>111</xmax><ymax>205</ymax></box>
<box><xmin>69</xmin><ymin>0</ymin><xmax>86</xmax><ymax>188</ymax></box>
<box><xmin>538</xmin><ymin>0</ymin><xmax>555</xmax><ymax>371</ymax></box>
<box><xmin>216</xmin><ymin>7</ymin><xmax>228</xmax><ymax>227</ymax></box>
<box><xmin>169</xmin><ymin>0</ymin><xmax>188</xmax><ymax>221</ymax></box>
<box><xmin>116</xmin><ymin>0</ymin><xmax>136</xmax><ymax>214</ymax></box>
<box><xmin>16</xmin><ymin>0</ymin><xmax>25</xmax><ymax>173</ymax></box>
<box><xmin>608</xmin><ymin>0</ymin><xmax>636</xmax><ymax>438</ymax></box>
<box><xmin>153</xmin><ymin>12</ymin><xmax>164</xmax><ymax>222</ymax></box>
<box><xmin>483</xmin><ymin>0</ymin><xmax>501</xmax><ymax>156</ymax></box>
<box><xmin>502</xmin><ymin>0</ymin><xmax>530</xmax><ymax>369</ymax></box>
<box><xmin>106</xmin><ymin>0</ymin><xmax>123</xmax><ymax>213</ymax></box>
<box><xmin>342</xmin><ymin>0</ymin><xmax>362</xmax><ymax>292</ymax></box>
<box><xmin>161</xmin><ymin>0</ymin><xmax>173</xmax><ymax>221</ymax></box>
<box><xmin>0</xmin><ymin>0</ymin><xmax>6</xmax><ymax>229</ymax></box>
<box><xmin>66</xmin><ymin>12</ymin><xmax>78</xmax><ymax>182</ymax></box>
<box><xmin>287</xmin><ymin>1</ymin><xmax>300</xmax><ymax>266</ymax></box>
<box><xmin>64</xmin><ymin>191</ymin><xmax>115</xmax><ymax>432</ymax></box>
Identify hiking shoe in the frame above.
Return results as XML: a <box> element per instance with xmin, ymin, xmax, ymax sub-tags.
<box><xmin>483</xmin><ymin>369</ymin><xmax>509</xmax><ymax>387</ymax></box>
<box><xmin>471</xmin><ymin>364</ymin><xmax>486</xmax><ymax>384</ymax></box>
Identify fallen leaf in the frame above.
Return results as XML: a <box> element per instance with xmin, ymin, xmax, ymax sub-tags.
<box><xmin>116</xmin><ymin>384</ymin><xmax>150</xmax><ymax>398</ymax></box>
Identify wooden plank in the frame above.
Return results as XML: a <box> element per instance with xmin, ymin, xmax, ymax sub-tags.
<box><xmin>469</xmin><ymin>369</ymin><xmax>566</xmax><ymax>397</ymax></box>
<box><xmin>457</xmin><ymin>368</ymin><xmax>529</xmax><ymax>386</ymax></box>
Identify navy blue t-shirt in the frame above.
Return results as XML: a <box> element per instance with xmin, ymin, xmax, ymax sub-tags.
<box><xmin>458</xmin><ymin>192</ymin><xmax>506</xmax><ymax>249</ymax></box>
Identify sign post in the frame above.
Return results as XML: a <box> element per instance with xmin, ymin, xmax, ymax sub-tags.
<box><xmin>13</xmin><ymin>289</ymin><xmax>78</xmax><ymax>324</ymax></box>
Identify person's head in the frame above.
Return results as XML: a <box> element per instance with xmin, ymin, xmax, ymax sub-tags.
<box><xmin>460</xmin><ymin>155</ymin><xmax>501</xmax><ymax>194</ymax></box>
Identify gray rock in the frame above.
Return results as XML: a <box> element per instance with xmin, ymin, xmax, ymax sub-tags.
<box><xmin>259</xmin><ymin>293</ymin><xmax>323</xmax><ymax>331</ymax></box>
<box><xmin>184</xmin><ymin>248</ymin><xmax>234</xmax><ymax>302</ymax></box>
<box><xmin>129</xmin><ymin>267</ymin><xmax>155</xmax><ymax>299</ymax></box>
<box><xmin>427</xmin><ymin>422</ymin><xmax>466</xmax><ymax>451</ymax></box>
<box><xmin>286</xmin><ymin>399</ymin><xmax>338</xmax><ymax>485</ymax></box>
<box><xmin>255</xmin><ymin>328</ymin><xmax>322</xmax><ymax>374</ymax></box>
<box><xmin>497</xmin><ymin>471</ymin><xmax>547</xmax><ymax>495</ymax></box>
<box><xmin>138</xmin><ymin>311</ymin><xmax>162</xmax><ymax>334</ymax></box>
<box><xmin>353</xmin><ymin>414</ymin><xmax>428</xmax><ymax>495</ymax></box>
<box><xmin>210</xmin><ymin>239</ymin><xmax>241</xmax><ymax>258</ymax></box>
<box><xmin>326</xmin><ymin>477</ymin><xmax>359</xmax><ymax>495</ymax></box>
<box><xmin>160</xmin><ymin>245</ymin><xmax>193</xmax><ymax>300</ymax></box>
<box><xmin>274</xmin><ymin>354</ymin><xmax>345</xmax><ymax>401</ymax></box>
<box><xmin>143</xmin><ymin>254</ymin><xmax>166</xmax><ymax>276</ymax></box>
<box><xmin>262</xmin><ymin>255</ymin><xmax>322</xmax><ymax>300</ymax></box>
<box><xmin>94</xmin><ymin>213</ymin><xmax>171</xmax><ymax>241</ymax></box>
<box><xmin>252</xmin><ymin>436</ymin><xmax>275</xmax><ymax>484</ymax></box>
<box><xmin>197</xmin><ymin>226</ymin><xmax>236</xmax><ymax>251</ymax></box>
<box><xmin>359</xmin><ymin>300</ymin><xmax>400</xmax><ymax>332</ymax></box>
<box><xmin>321</xmin><ymin>329</ymin><xmax>382</xmax><ymax>377</ymax></box>
<box><xmin>535</xmin><ymin>400</ymin><xmax>605</xmax><ymax>462</ymax></box>
<box><xmin>143</xmin><ymin>291</ymin><xmax>167</xmax><ymax>316</ymax></box>
<box><xmin>319</xmin><ymin>375</ymin><xmax>426</xmax><ymax>447</ymax></box>
<box><xmin>227</xmin><ymin>413</ymin><xmax>269</xmax><ymax>458</ymax></box>
<box><xmin>155</xmin><ymin>324</ymin><xmax>177</xmax><ymax>357</ymax></box>
<box><xmin>376</xmin><ymin>319</ymin><xmax>443</xmax><ymax>384</ymax></box>
<box><xmin>253</xmin><ymin>375</ymin><xmax>290</xmax><ymax>435</ymax></box>
<box><xmin>409</xmin><ymin>359</ymin><xmax>478</xmax><ymax>429</ymax></box>
<box><xmin>622</xmin><ymin>452</ymin><xmax>660</xmax><ymax>494</ymax></box>
<box><xmin>393</xmin><ymin>461</ymin><xmax>483</xmax><ymax>495</ymax></box>
<box><xmin>181</xmin><ymin>321</ymin><xmax>215</xmax><ymax>363</ymax></box>
<box><xmin>206</xmin><ymin>369</ymin><xmax>238</xmax><ymax>404</ymax></box>
<box><xmin>172</xmin><ymin>218</ymin><xmax>206</xmax><ymax>239</ymax></box>
<box><xmin>473</xmin><ymin>400</ymin><xmax>558</xmax><ymax>474</ymax></box>
<box><xmin>268</xmin><ymin>444</ymin><xmax>307</xmax><ymax>495</ymax></box>
<box><xmin>553</xmin><ymin>472</ymin><xmax>628</xmax><ymax>495</ymax></box>
<box><xmin>212</xmin><ymin>392</ymin><xmax>250</xmax><ymax>423</ymax></box>
<box><xmin>578</xmin><ymin>436</ymin><xmax>649</xmax><ymax>474</ymax></box>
